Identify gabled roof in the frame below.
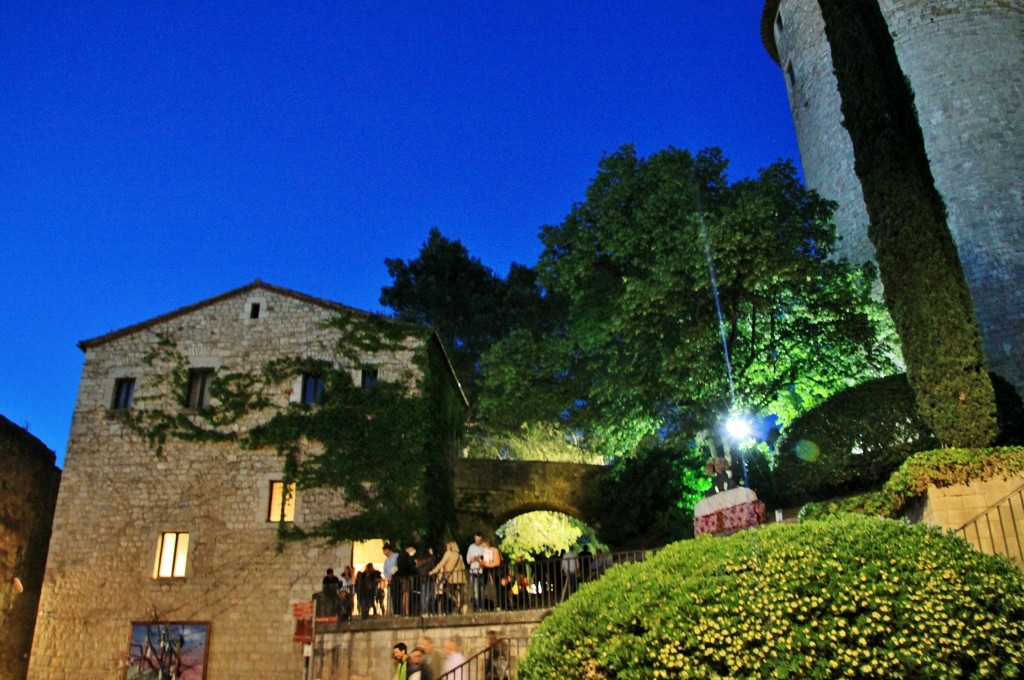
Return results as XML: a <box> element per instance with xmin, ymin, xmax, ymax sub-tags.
<box><xmin>77</xmin><ymin>280</ymin><xmax>468</xmax><ymax>407</ymax></box>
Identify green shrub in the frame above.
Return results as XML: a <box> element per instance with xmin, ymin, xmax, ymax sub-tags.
<box><xmin>802</xmin><ymin>446</ymin><xmax>1024</xmax><ymax>522</ymax></box>
<box><xmin>520</xmin><ymin>514</ymin><xmax>1024</xmax><ymax>679</ymax></box>
<box><xmin>772</xmin><ymin>374</ymin><xmax>939</xmax><ymax>508</ymax></box>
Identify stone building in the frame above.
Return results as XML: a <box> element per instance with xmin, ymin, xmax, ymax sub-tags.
<box><xmin>0</xmin><ymin>416</ymin><xmax>60</xmax><ymax>680</ymax></box>
<box><xmin>761</xmin><ymin>0</ymin><xmax>1024</xmax><ymax>394</ymax></box>
<box><xmin>27</xmin><ymin>281</ymin><xmax>464</xmax><ymax>680</ymax></box>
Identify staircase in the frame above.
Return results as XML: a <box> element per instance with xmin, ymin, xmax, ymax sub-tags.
<box><xmin>956</xmin><ymin>483</ymin><xmax>1024</xmax><ymax>570</ymax></box>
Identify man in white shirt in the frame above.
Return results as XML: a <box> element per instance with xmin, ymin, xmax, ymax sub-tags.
<box><xmin>465</xmin><ymin>533</ymin><xmax>486</xmax><ymax>611</ymax></box>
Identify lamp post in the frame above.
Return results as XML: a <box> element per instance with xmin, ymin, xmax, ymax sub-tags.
<box><xmin>725</xmin><ymin>415</ymin><xmax>752</xmax><ymax>488</ymax></box>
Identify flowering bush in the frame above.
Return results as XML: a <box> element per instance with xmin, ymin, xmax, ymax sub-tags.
<box><xmin>520</xmin><ymin>514</ymin><xmax>1024</xmax><ymax>679</ymax></box>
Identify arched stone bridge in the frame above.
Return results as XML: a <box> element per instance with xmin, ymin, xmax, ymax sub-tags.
<box><xmin>451</xmin><ymin>458</ymin><xmax>605</xmax><ymax>537</ymax></box>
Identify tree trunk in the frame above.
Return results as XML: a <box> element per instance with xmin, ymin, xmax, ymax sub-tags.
<box><xmin>815</xmin><ymin>0</ymin><xmax>996</xmax><ymax>447</ymax></box>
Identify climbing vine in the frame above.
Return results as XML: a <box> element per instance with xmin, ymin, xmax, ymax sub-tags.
<box><xmin>126</xmin><ymin>313</ymin><xmax>465</xmax><ymax>548</ymax></box>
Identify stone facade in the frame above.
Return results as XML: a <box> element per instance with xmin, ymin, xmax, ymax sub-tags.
<box><xmin>762</xmin><ymin>0</ymin><xmax>1024</xmax><ymax>394</ymax></box>
<box><xmin>0</xmin><ymin>416</ymin><xmax>61</xmax><ymax>680</ymax></box>
<box><xmin>312</xmin><ymin>611</ymin><xmax>545</xmax><ymax>680</ymax></box>
<box><xmin>27</xmin><ymin>281</ymin><xmax>461</xmax><ymax>680</ymax></box>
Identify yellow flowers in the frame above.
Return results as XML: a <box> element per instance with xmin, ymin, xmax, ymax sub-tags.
<box><xmin>520</xmin><ymin>514</ymin><xmax>1024</xmax><ymax>680</ymax></box>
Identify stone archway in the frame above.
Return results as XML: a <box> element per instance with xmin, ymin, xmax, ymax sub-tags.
<box><xmin>451</xmin><ymin>458</ymin><xmax>605</xmax><ymax>537</ymax></box>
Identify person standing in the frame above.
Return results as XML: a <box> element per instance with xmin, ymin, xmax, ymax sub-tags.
<box><xmin>465</xmin><ymin>533</ymin><xmax>486</xmax><ymax>610</ymax></box>
<box><xmin>396</xmin><ymin>543</ymin><xmax>418</xmax><ymax>615</ymax></box>
<box><xmin>383</xmin><ymin>544</ymin><xmax>399</xmax><ymax>615</ymax></box>
<box><xmin>417</xmin><ymin>636</ymin><xmax>443</xmax><ymax>680</ymax></box>
<box><xmin>561</xmin><ymin>546</ymin><xmax>578</xmax><ymax>598</ymax></box>
<box><xmin>355</xmin><ymin>563</ymin><xmax>381</xmax><ymax>619</ymax></box>
<box><xmin>430</xmin><ymin>540</ymin><xmax>466</xmax><ymax>613</ymax></box>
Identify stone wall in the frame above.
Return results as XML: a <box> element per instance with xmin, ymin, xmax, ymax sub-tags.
<box><xmin>0</xmin><ymin>416</ymin><xmax>61</xmax><ymax>680</ymax></box>
<box><xmin>452</xmin><ymin>459</ymin><xmax>605</xmax><ymax>538</ymax></box>
<box><xmin>27</xmin><ymin>285</ymin><xmax>440</xmax><ymax>680</ymax></box>
<box><xmin>311</xmin><ymin>611</ymin><xmax>546</xmax><ymax>680</ymax></box>
<box><xmin>765</xmin><ymin>0</ymin><xmax>1024</xmax><ymax>394</ymax></box>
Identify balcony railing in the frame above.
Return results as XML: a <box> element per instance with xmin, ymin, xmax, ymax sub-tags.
<box><xmin>310</xmin><ymin>549</ymin><xmax>654</xmax><ymax>623</ymax></box>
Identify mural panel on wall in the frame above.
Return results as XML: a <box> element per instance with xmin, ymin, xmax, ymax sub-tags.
<box><xmin>126</xmin><ymin>622</ymin><xmax>209</xmax><ymax>680</ymax></box>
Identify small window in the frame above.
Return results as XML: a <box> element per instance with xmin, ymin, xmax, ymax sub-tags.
<box><xmin>153</xmin><ymin>532</ymin><xmax>189</xmax><ymax>578</ymax></box>
<box><xmin>268</xmin><ymin>481</ymin><xmax>296</xmax><ymax>522</ymax></box>
<box><xmin>185</xmin><ymin>369</ymin><xmax>213</xmax><ymax>409</ymax></box>
<box><xmin>360</xmin><ymin>368</ymin><xmax>379</xmax><ymax>388</ymax></box>
<box><xmin>786</xmin><ymin>61</ymin><xmax>796</xmax><ymax>90</ymax></box>
<box><xmin>249</xmin><ymin>302</ymin><xmax>261</xmax><ymax>319</ymax></box>
<box><xmin>301</xmin><ymin>374</ymin><xmax>325</xmax><ymax>404</ymax></box>
<box><xmin>111</xmin><ymin>378</ymin><xmax>136</xmax><ymax>410</ymax></box>
<box><xmin>775</xmin><ymin>10</ymin><xmax>784</xmax><ymax>31</ymax></box>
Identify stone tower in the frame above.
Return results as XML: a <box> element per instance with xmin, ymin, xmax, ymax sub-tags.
<box><xmin>761</xmin><ymin>0</ymin><xmax>1024</xmax><ymax>395</ymax></box>
<box><xmin>0</xmin><ymin>416</ymin><xmax>60</xmax><ymax>680</ymax></box>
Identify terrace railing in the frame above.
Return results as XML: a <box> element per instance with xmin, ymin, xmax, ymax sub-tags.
<box><xmin>309</xmin><ymin>549</ymin><xmax>655</xmax><ymax>623</ymax></box>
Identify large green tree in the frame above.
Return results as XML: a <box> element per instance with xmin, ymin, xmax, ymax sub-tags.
<box><xmin>816</xmin><ymin>0</ymin><xmax>997</xmax><ymax>447</ymax></box>
<box><xmin>380</xmin><ymin>227</ymin><xmax>562</xmax><ymax>407</ymax></box>
<box><xmin>480</xmin><ymin>146</ymin><xmax>896</xmax><ymax>456</ymax></box>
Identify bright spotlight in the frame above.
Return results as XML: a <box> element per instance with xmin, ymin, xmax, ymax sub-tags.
<box><xmin>725</xmin><ymin>415</ymin><xmax>751</xmax><ymax>441</ymax></box>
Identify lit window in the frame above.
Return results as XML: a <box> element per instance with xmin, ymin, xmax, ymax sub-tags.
<box><xmin>301</xmin><ymin>374</ymin><xmax>325</xmax><ymax>404</ymax></box>
<box><xmin>185</xmin><ymin>369</ymin><xmax>213</xmax><ymax>409</ymax></box>
<box><xmin>268</xmin><ymin>481</ymin><xmax>296</xmax><ymax>522</ymax></box>
<box><xmin>111</xmin><ymin>378</ymin><xmax>136</xmax><ymax>410</ymax></box>
<box><xmin>360</xmin><ymin>368</ymin><xmax>378</xmax><ymax>388</ymax></box>
<box><xmin>154</xmin><ymin>532</ymin><xmax>189</xmax><ymax>578</ymax></box>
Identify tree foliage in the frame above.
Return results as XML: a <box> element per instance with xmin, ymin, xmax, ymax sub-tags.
<box><xmin>380</xmin><ymin>227</ymin><xmax>563</xmax><ymax>407</ymax></box>
<box><xmin>481</xmin><ymin>146</ymin><xmax>897</xmax><ymax>456</ymax></box>
<box><xmin>816</xmin><ymin>0</ymin><xmax>997</xmax><ymax>447</ymax></box>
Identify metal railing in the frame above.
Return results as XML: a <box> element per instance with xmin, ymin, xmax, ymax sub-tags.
<box><xmin>438</xmin><ymin>637</ymin><xmax>530</xmax><ymax>680</ymax></box>
<box><xmin>310</xmin><ymin>549</ymin><xmax>655</xmax><ymax>622</ymax></box>
<box><xmin>956</xmin><ymin>485</ymin><xmax>1024</xmax><ymax>569</ymax></box>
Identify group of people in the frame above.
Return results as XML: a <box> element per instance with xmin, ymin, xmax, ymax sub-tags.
<box><xmin>390</xmin><ymin>631</ymin><xmax>508</xmax><ymax>680</ymax></box>
<box><xmin>319</xmin><ymin>533</ymin><xmax>612</xmax><ymax>620</ymax></box>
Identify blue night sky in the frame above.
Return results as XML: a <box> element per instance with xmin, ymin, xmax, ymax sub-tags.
<box><xmin>1</xmin><ymin>1</ymin><xmax>799</xmax><ymax>467</ymax></box>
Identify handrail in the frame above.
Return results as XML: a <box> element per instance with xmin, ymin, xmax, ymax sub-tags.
<box><xmin>956</xmin><ymin>481</ymin><xmax>1024</xmax><ymax>530</ymax></box>
<box><xmin>955</xmin><ymin>484</ymin><xmax>1024</xmax><ymax>568</ymax></box>
<box><xmin>438</xmin><ymin>637</ymin><xmax>529</xmax><ymax>680</ymax></box>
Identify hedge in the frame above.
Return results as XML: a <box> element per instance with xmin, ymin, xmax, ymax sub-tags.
<box><xmin>520</xmin><ymin>514</ymin><xmax>1024</xmax><ymax>679</ymax></box>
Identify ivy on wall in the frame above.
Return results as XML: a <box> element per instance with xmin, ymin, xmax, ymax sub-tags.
<box><xmin>125</xmin><ymin>312</ymin><xmax>465</xmax><ymax>548</ymax></box>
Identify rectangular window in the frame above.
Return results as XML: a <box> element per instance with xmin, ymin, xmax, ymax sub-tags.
<box><xmin>786</xmin><ymin>61</ymin><xmax>796</xmax><ymax>90</ymax></box>
<box><xmin>111</xmin><ymin>378</ymin><xmax>136</xmax><ymax>410</ymax></box>
<box><xmin>249</xmin><ymin>302</ymin><xmax>261</xmax><ymax>319</ymax></box>
<box><xmin>185</xmin><ymin>369</ymin><xmax>213</xmax><ymax>409</ymax></box>
<box><xmin>268</xmin><ymin>481</ymin><xmax>296</xmax><ymax>522</ymax></box>
<box><xmin>360</xmin><ymin>368</ymin><xmax>379</xmax><ymax>388</ymax></box>
<box><xmin>775</xmin><ymin>10</ymin><xmax>784</xmax><ymax>31</ymax></box>
<box><xmin>153</xmin><ymin>532</ymin><xmax>189</xmax><ymax>578</ymax></box>
<box><xmin>301</xmin><ymin>374</ymin><xmax>325</xmax><ymax>404</ymax></box>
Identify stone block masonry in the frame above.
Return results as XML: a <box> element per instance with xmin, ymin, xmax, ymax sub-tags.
<box><xmin>0</xmin><ymin>416</ymin><xmax>61</xmax><ymax>680</ymax></box>
<box><xmin>765</xmin><ymin>0</ymin><xmax>1024</xmax><ymax>394</ymax></box>
<box><xmin>27</xmin><ymin>282</ymin><xmax>450</xmax><ymax>680</ymax></box>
